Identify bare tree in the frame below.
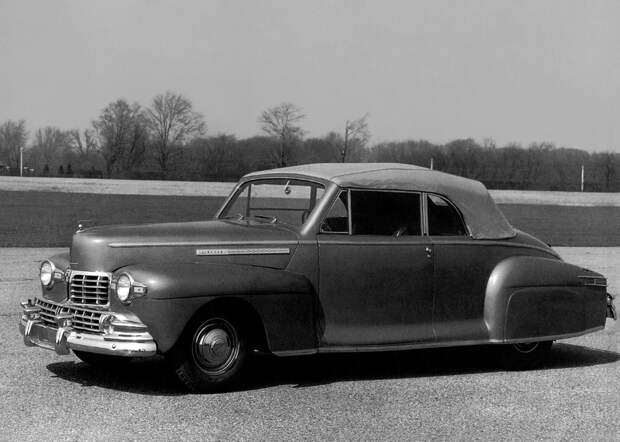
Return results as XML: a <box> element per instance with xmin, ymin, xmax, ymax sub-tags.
<box><xmin>30</xmin><ymin>127</ymin><xmax>71</xmax><ymax>171</ymax></box>
<box><xmin>0</xmin><ymin>119</ymin><xmax>28</xmax><ymax>171</ymax></box>
<box><xmin>146</xmin><ymin>92</ymin><xmax>206</xmax><ymax>175</ymax></box>
<box><xmin>342</xmin><ymin>114</ymin><xmax>369</xmax><ymax>162</ymax></box>
<box><xmin>69</xmin><ymin>129</ymin><xmax>97</xmax><ymax>156</ymax></box>
<box><xmin>92</xmin><ymin>99</ymin><xmax>148</xmax><ymax>177</ymax></box>
<box><xmin>259</xmin><ymin>102</ymin><xmax>305</xmax><ymax>167</ymax></box>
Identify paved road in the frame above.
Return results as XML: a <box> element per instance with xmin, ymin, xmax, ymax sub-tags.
<box><xmin>1</xmin><ymin>248</ymin><xmax>617</xmax><ymax>441</ymax></box>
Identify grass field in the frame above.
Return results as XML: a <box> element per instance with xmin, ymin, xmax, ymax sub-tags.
<box><xmin>1</xmin><ymin>190</ymin><xmax>619</xmax><ymax>247</ymax></box>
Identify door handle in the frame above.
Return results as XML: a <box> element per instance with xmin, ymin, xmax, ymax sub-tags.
<box><xmin>425</xmin><ymin>247</ymin><xmax>432</xmax><ymax>258</ymax></box>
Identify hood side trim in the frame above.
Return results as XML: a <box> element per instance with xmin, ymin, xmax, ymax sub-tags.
<box><xmin>195</xmin><ymin>248</ymin><xmax>290</xmax><ymax>256</ymax></box>
<box><xmin>108</xmin><ymin>240</ymin><xmax>299</xmax><ymax>248</ymax></box>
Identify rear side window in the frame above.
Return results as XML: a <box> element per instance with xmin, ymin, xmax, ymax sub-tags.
<box><xmin>351</xmin><ymin>190</ymin><xmax>421</xmax><ymax>236</ymax></box>
<box><xmin>427</xmin><ymin>194</ymin><xmax>466</xmax><ymax>236</ymax></box>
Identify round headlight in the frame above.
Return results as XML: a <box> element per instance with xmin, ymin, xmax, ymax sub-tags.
<box><xmin>116</xmin><ymin>273</ymin><xmax>132</xmax><ymax>303</ymax></box>
<box><xmin>40</xmin><ymin>261</ymin><xmax>55</xmax><ymax>287</ymax></box>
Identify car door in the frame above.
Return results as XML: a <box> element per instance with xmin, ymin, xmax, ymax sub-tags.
<box><xmin>426</xmin><ymin>193</ymin><xmax>496</xmax><ymax>341</ymax></box>
<box><xmin>317</xmin><ymin>189</ymin><xmax>435</xmax><ymax>347</ymax></box>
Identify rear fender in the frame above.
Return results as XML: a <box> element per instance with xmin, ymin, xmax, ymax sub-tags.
<box><xmin>112</xmin><ymin>262</ymin><xmax>316</xmax><ymax>354</ymax></box>
<box><xmin>484</xmin><ymin>256</ymin><xmax>607</xmax><ymax>341</ymax></box>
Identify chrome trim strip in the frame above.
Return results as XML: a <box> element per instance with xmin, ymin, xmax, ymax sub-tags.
<box><xmin>195</xmin><ymin>247</ymin><xmax>290</xmax><ymax>256</ymax></box>
<box><xmin>318</xmin><ymin>239</ymin><xmax>445</xmax><ymax>246</ymax></box>
<box><xmin>273</xmin><ymin>327</ymin><xmax>606</xmax><ymax>356</ymax></box>
<box><xmin>421</xmin><ymin>192</ymin><xmax>429</xmax><ymax>236</ymax></box>
<box><xmin>347</xmin><ymin>189</ymin><xmax>353</xmax><ymax>235</ymax></box>
<box><xmin>273</xmin><ymin>349</ymin><xmax>319</xmax><ymax>356</ymax></box>
<box><xmin>577</xmin><ymin>275</ymin><xmax>607</xmax><ymax>287</ymax></box>
<box><xmin>109</xmin><ymin>240</ymin><xmax>299</xmax><ymax>248</ymax></box>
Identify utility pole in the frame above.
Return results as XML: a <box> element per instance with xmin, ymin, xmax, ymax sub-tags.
<box><xmin>430</xmin><ymin>158</ymin><xmax>434</xmax><ymax>170</ymax></box>
<box><xmin>19</xmin><ymin>145</ymin><xmax>23</xmax><ymax>177</ymax></box>
<box><xmin>580</xmin><ymin>164</ymin><xmax>584</xmax><ymax>192</ymax></box>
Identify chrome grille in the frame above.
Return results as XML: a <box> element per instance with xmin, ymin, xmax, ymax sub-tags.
<box><xmin>69</xmin><ymin>271</ymin><xmax>110</xmax><ymax>306</ymax></box>
<box><xmin>36</xmin><ymin>298</ymin><xmax>59</xmax><ymax>326</ymax></box>
<box><xmin>35</xmin><ymin>298</ymin><xmax>104</xmax><ymax>334</ymax></box>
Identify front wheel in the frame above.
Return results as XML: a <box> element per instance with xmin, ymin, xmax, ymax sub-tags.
<box><xmin>497</xmin><ymin>341</ymin><xmax>552</xmax><ymax>370</ymax></box>
<box><xmin>170</xmin><ymin>315</ymin><xmax>248</xmax><ymax>392</ymax></box>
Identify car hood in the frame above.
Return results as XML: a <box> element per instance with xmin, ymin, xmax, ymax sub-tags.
<box><xmin>70</xmin><ymin>220</ymin><xmax>300</xmax><ymax>272</ymax></box>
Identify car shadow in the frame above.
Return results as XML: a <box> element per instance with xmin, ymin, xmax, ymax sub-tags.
<box><xmin>46</xmin><ymin>343</ymin><xmax>619</xmax><ymax>395</ymax></box>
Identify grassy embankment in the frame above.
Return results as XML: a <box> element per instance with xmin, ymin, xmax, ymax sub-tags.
<box><xmin>1</xmin><ymin>190</ymin><xmax>619</xmax><ymax>247</ymax></box>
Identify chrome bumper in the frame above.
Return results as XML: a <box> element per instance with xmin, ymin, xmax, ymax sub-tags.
<box><xmin>19</xmin><ymin>299</ymin><xmax>157</xmax><ymax>357</ymax></box>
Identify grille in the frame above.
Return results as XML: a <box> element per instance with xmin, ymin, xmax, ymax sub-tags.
<box><xmin>35</xmin><ymin>298</ymin><xmax>104</xmax><ymax>334</ymax></box>
<box><xmin>36</xmin><ymin>298</ymin><xmax>59</xmax><ymax>326</ymax></box>
<box><xmin>69</xmin><ymin>271</ymin><xmax>110</xmax><ymax>306</ymax></box>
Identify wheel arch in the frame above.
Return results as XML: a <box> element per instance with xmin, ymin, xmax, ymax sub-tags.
<box><xmin>180</xmin><ymin>296</ymin><xmax>270</xmax><ymax>353</ymax></box>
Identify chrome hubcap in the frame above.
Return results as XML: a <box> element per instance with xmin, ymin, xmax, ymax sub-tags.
<box><xmin>192</xmin><ymin>318</ymin><xmax>239</xmax><ymax>375</ymax></box>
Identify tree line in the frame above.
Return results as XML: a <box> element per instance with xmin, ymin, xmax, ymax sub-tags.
<box><xmin>0</xmin><ymin>94</ymin><xmax>617</xmax><ymax>191</ymax></box>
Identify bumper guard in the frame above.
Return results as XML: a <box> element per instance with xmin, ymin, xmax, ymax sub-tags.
<box><xmin>19</xmin><ymin>299</ymin><xmax>157</xmax><ymax>357</ymax></box>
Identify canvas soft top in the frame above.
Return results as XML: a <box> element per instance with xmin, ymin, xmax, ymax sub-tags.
<box><xmin>244</xmin><ymin>163</ymin><xmax>516</xmax><ymax>239</ymax></box>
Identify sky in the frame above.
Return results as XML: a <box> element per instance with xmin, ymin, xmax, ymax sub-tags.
<box><xmin>1</xmin><ymin>0</ymin><xmax>619</xmax><ymax>152</ymax></box>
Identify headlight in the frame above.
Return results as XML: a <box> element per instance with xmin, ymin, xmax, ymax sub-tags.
<box><xmin>40</xmin><ymin>261</ymin><xmax>55</xmax><ymax>287</ymax></box>
<box><xmin>114</xmin><ymin>272</ymin><xmax>148</xmax><ymax>304</ymax></box>
<box><xmin>116</xmin><ymin>273</ymin><xmax>132</xmax><ymax>303</ymax></box>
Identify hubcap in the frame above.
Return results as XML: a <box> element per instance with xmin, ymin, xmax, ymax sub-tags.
<box><xmin>192</xmin><ymin>318</ymin><xmax>239</xmax><ymax>375</ymax></box>
<box><xmin>513</xmin><ymin>342</ymin><xmax>539</xmax><ymax>354</ymax></box>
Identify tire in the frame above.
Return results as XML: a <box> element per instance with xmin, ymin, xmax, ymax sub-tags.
<box><xmin>73</xmin><ymin>350</ymin><xmax>133</xmax><ymax>368</ymax></box>
<box><xmin>170</xmin><ymin>314</ymin><xmax>248</xmax><ymax>393</ymax></box>
<box><xmin>497</xmin><ymin>341</ymin><xmax>552</xmax><ymax>370</ymax></box>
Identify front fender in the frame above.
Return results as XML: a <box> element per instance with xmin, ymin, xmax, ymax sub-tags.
<box><xmin>484</xmin><ymin>256</ymin><xmax>608</xmax><ymax>341</ymax></box>
<box><xmin>113</xmin><ymin>262</ymin><xmax>316</xmax><ymax>354</ymax></box>
<box><xmin>40</xmin><ymin>252</ymin><xmax>71</xmax><ymax>303</ymax></box>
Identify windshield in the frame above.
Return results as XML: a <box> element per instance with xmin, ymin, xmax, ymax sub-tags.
<box><xmin>219</xmin><ymin>178</ymin><xmax>326</xmax><ymax>227</ymax></box>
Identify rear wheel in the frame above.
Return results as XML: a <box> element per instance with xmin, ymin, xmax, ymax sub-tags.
<box><xmin>498</xmin><ymin>341</ymin><xmax>552</xmax><ymax>370</ymax></box>
<box><xmin>170</xmin><ymin>315</ymin><xmax>248</xmax><ymax>392</ymax></box>
<box><xmin>73</xmin><ymin>350</ymin><xmax>133</xmax><ymax>368</ymax></box>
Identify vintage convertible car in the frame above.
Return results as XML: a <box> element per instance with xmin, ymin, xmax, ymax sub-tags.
<box><xmin>19</xmin><ymin>163</ymin><xmax>616</xmax><ymax>391</ymax></box>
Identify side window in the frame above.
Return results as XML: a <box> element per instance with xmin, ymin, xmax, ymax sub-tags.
<box><xmin>427</xmin><ymin>194</ymin><xmax>466</xmax><ymax>236</ymax></box>
<box><xmin>350</xmin><ymin>190</ymin><xmax>421</xmax><ymax>236</ymax></box>
<box><xmin>320</xmin><ymin>191</ymin><xmax>349</xmax><ymax>233</ymax></box>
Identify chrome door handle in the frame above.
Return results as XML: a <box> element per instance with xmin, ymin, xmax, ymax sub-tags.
<box><xmin>425</xmin><ymin>247</ymin><xmax>432</xmax><ymax>258</ymax></box>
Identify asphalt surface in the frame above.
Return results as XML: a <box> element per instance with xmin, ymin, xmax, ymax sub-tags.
<box><xmin>1</xmin><ymin>247</ymin><xmax>618</xmax><ymax>441</ymax></box>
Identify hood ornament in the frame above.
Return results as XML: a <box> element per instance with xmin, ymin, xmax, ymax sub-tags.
<box><xmin>76</xmin><ymin>219</ymin><xmax>94</xmax><ymax>233</ymax></box>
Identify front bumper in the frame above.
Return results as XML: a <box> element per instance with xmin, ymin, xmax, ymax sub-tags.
<box><xmin>19</xmin><ymin>299</ymin><xmax>157</xmax><ymax>357</ymax></box>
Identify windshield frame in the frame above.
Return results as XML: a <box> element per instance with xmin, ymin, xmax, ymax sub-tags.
<box><xmin>216</xmin><ymin>177</ymin><xmax>327</xmax><ymax>230</ymax></box>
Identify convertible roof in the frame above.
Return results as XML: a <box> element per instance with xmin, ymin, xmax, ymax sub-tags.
<box><xmin>244</xmin><ymin>163</ymin><xmax>516</xmax><ymax>239</ymax></box>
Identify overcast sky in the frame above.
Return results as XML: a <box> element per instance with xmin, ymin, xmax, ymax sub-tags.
<box><xmin>1</xmin><ymin>0</ymin><xmax>619</xmax><ymax>152</ymax></box>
